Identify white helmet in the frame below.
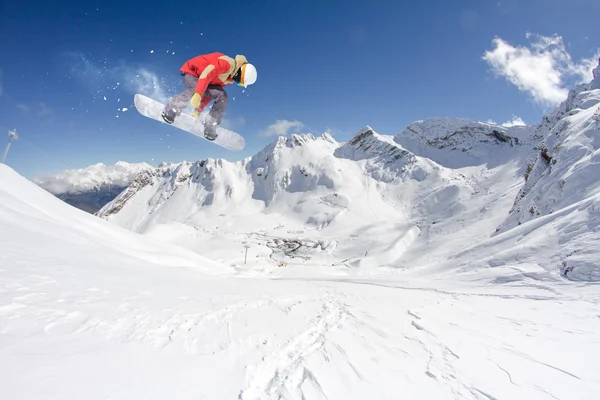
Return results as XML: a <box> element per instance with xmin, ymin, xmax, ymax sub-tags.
<box><xmin>240</xmin><ymin>63</ymin><xmax>257</xmax><ymax>87</ymax></box>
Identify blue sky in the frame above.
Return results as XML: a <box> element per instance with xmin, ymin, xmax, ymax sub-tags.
<box><xmin>0</xmin><ymin>0</ymin><xmax>599</xmax><ymax>179</ymax></box>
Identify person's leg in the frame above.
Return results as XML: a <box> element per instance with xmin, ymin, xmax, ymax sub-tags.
<box><xmin>203</xmin><ymin>85</ymin><xmax>228</xmax><ymax>125</ymax></box>
<box><xmin>162</xmin><ymin>74</ymin><xmax>199</xmax><ymax>122</ymax></box>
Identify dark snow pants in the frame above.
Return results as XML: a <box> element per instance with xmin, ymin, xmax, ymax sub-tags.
<box><xmin>163</xmin><ymin>74</ymin><xmax>228</xmax><ymax>124</ymax></box>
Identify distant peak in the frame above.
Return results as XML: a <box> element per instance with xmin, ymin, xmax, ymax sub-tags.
<box><xmin>338</xmin><ymin>126</ymin><xmax>414</xmax><ymax>166</ymax></box>
<box><xmin>275</xmin><ymin>133</ymin><xmax>317</xmax><ymax>148</ymax></box>
<box><xmin>320</xmin><ymin>132</ymin><xmax>337</xmax><ymax>144</ymax></box>
<box><xmin>349</xmin><ymin>126</ymin><xmax>376</xmax><ymax>145</ymax></box>
<box><xmin>359</xmin><ymin>125</ymin><xmax>375</xmax><ymax>134</ymax></box>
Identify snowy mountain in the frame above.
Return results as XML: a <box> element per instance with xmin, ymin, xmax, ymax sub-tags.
<box><xmin>2</xmin><ymin>149</ymin><xmax>600</xmax><ymax>399</ymax></box>
<box><xmin>388</xmin><ymin>88</ymin><xmax>600</xmax><ymax>281</ymax></box>
<box><xmin>490</xmin><ymin>75</ymin><xmax>600</xmax><ymax>281</ymax></box>
<box><xmin>97</xmin><ymin>75</ymin><xmax>600</xmax><ymax>283</ymax></box>
<box><xmin>97</xmin><ymin>122</ymin><xmax>531</xmax><ymax>274</ymax></box>
<box><xmin>394</xmin><ymin>117</ymin><xmax>537</xmax><ymax>168</ymax></box>
<box><xmin>35</xmin><ymin>161</ymin><xmax>153</xmax><ymax>213</ymax></box>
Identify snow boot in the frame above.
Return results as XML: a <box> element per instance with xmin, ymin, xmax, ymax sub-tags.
<box><xmin>203</xmin><ymin>119</ymin><xmax>218</xmax><ymax>141</ymax></box>
<box><xmin>161</xmin><ymin>112</ymin><xmax>174</xmax><ymax>124</ymax></box>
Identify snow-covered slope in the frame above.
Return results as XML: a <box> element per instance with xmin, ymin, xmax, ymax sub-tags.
<box><xmin>500</xmin><ymin>79</ymin><xmax>600</xmax><ymax>229</ymax></box>
<box><xmin>2</xmin><ymin>163</ymin><xmax>600</xmax><ymax>400</ymax></box>
<box><xmin>480</xmin><ymin>75</ymin><xmax>600</xmax><ymax>281</ymax></box>
<box><xmin>35</xmin><ymin>161</ymin><xmax>153</xmax><ymax>213</ymax></box>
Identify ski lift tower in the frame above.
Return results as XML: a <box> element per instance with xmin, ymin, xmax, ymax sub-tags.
<box><xmin>2</xmin><ymin>129</ymin><xmax>18</xmax><ymax>164</ymax></box>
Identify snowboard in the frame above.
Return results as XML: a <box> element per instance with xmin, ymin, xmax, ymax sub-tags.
<box><xmin>133</xmin><ymin>94</ymin><xmax>245</xmax><ymax>152</ymax></box>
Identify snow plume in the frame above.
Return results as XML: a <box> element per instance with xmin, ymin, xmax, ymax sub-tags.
<box><xmin>35</xmin><ymin>161</ymin><xmax>153</xmax><ymax>194</ymax></box>
<box><xmin>501</xmin><ymin>116</ymin><xmax>526</xmax><ymax>127</ymax></box>
<box><xmin>483</xmin><ymin>33</ymin><xmax>600</xmax><ymax>107</ymax></box>
<box><xmin>131</xmin><ymin>68</ymin><xmax>168</xmax><ymax>102</ymax></box>
<box><xmin>260</xmin><ymin>119</ymin><xmax>305</xmax><ymax>137</ymax></box>
<box><xmin>66</xmin><ymin>52</ymin><xmax>170</xmax><ymax>103</ymax></box>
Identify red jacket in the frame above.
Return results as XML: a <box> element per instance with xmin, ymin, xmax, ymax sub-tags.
<box><xmin>180</xmin><ymin>52</ymin><xmax>247</xmax><ymax>96</ymax></box>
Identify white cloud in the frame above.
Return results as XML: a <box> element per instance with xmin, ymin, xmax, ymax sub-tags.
<box><xmin>260</xmin><ymin>120</ymin><xmax>304</xmax><ymax>137</ymax></box>
<box><xmin>38</xmin><ymin>102</ymin><xmax>54</xmax><ymax>117</ymax></box>
<box><xmin>501</xmin><ymin>116</ymin><xmax>527</xmax><ymax>127</ymax></box>
<box><xmin>16</xmin><ymin>103</ymin><xmax>53</xmax><ymax>118</ymax></box>
<box><xmin>323</xmin><ymin>128</ymin><xmax>346</xmax><ymax>137</ymax></box>
<box><xmin>483</xmin><ymin>33</ymin><xmax>600</xmax><ymax>107</ymax></box>
<box><xmin>221</xmin><ymin>115</ymin><xmax>246</xmax><ymax>131</ymax></box>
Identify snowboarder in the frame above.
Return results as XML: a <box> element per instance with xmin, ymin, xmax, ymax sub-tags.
<box><xmin>161</xmin><ymin>52</ymin><xmax>257</xmax><ymax>140</ymax></box>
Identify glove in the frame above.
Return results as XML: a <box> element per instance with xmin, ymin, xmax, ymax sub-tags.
<box><xmin>190</xmin><ymin>109</ymin><xmax>201</xmax><ymax>120</ymax></box>
<box><xmin>190</xmin><ymin>92</ymin><xmax>202</xmax><ymax>108</ymax></box>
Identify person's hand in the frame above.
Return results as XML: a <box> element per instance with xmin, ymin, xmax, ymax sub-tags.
<box><xmin>190</xmin><ymin>93</ymin><xmax>202</xmax><ymax>108</ymax></box>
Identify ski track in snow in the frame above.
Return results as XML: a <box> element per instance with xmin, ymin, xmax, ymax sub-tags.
<box><xmin>238</xmin><ymin>290</ymin><xmax>346</xmax><ymax>400</ymax></box>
